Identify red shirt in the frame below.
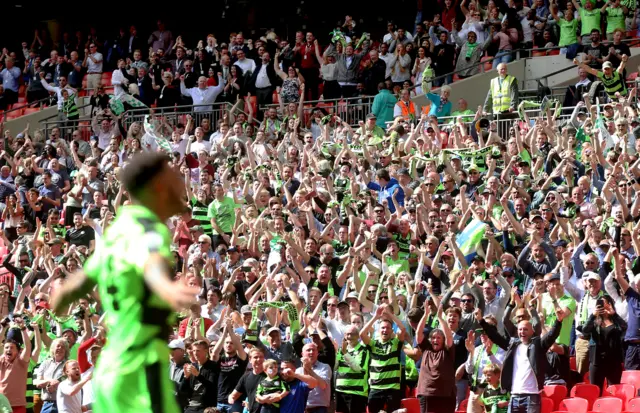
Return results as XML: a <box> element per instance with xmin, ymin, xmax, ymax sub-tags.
<box><xmin>296</xmin><ymin>43</ymin><xmax>320</xmax><ymax>69</ymax></box>
<box><xmin>179</xmin><ymin>317</ymin><xmax>214</xmax><ymax>338</ymax></box>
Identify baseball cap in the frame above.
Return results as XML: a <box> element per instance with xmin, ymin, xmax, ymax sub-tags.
<box><xmin>267</xmin><ymin>326</ymin><xmax>281</xmax><ymax>336</ymax></box>
<box><xmin>337</xmin><ymin>300</ymin><xmax>349</xmax><ymax>308</ymax></box>
<box><xmin>346</xmin><ymin>292</ymin><xmax>359</xmax><ymax>301</ymax></box>
<box><xmin>47</xmin><ymin>238</ymin><xmax>63</xmax><ymax>246</ymax></box>
<box><xmin>168</xmin><ymin>339</ymin><xmax>185</xmax><ymax>350</ymax></box>
<box><xmin>603</xmin><ymin>61</ymin><xmax>613</xmax><ymax>69</ymax></box>
<box><xmin>471</xmin><ymin>255</ymin><xmax>484</xmax><ymax>262</ymax></box>
<box><xmin>582</xmin><ymin>271</ymin><xmax>601</xmax><ymax>281</ymax></box>
<box><xmin>241</xmin><ymin>305</ymin><xmax>253</xmax><ymax>314</ymax></box>
<box><xmin>36</xmin><ymin>301</ymin><xmax>50</xmax><ymax>310</ymax></box>
<box><xmin>502</xmin><ymin>266</ymin><xmax>514</xmax><ymax>275</ymax></box>
<box><xmin>544</xmin><ymin>273</ymin><xmax>561</xmax><ymax>282</ymax></box>
<box><xmin>61</xmin><ymin>328</ymin><xmax>78</xmax><ymax>337</ymax></box>
<box><xmin>529</xmin><ymin>213</ymin><xmax>543</xmax><ymax>222</ymax></box>
<box><xmin>552</xmin><ymin>240</ymin><xmax>568</xmax><ymax>248</ymax></box>
<box><xmin>366</xmin><ymin>113</ymin><xmax>377</xmax><ymax>119</ymax></box>
<box><xmin>442</xmin><ymin>250</ymin><xmax>454</xmax><ymax>257</ymax></box>
<box><xmin>227</xmin><ymin>246</ymin><xmax>239</xmax><ymax>253</ymax></box>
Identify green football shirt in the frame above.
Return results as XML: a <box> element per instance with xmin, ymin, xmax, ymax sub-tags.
<box><xmin>84</xmin><ymin>204</ymin><xmax>175</xmax><ymax>376</ymax></box>
<box><xmin>207</xmin><ymin>196</ymin><xmax>241</xmax><ymax>235</ymax></box>
<box><xmin>542</xmin><ymin>292</ymin><xmax>576</xmax><ymax>346</ymax></box>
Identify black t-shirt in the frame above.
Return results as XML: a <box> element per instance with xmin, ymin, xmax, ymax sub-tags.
<box><xmin>183</xmin><ymin>359</ymin><xmax>219</xmax><ymax>412</ymax></box>
<box><xmin>608</xmin><ymin>42</ymin><xmax>631</xmax><ymax>72</ymax></box>
<box><xmin>65</xmin><ymin>225</ymin><xmax>95</xmax><ymax>248</ymax></box>
<box><xmin>235</xmin><ymin>371</ymin><xmax>267</xmax><ymax>413</ymax></box>
<box><xmin>582</xmin><ymin>43</ymin><xmax>608</xmax><ymax>69</ymax></box>
<box><xmin>217</xmin><ymin>354</ymin><xmax>249</xmax><ymax>403</ymax></box>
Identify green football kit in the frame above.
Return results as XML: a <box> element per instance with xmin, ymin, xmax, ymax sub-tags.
<box><xmin>83</xmin><ymin>205</ymin><xmax>180</xmax><ymax>413</ymax></box>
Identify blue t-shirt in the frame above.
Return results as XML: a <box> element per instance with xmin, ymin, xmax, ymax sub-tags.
<box><xmin>279</xmin><ymin>379</ymin><xmax>310</xmax><ymax>413</ymax></box>
<box><xmin>625</xmin><ymin>287</ymin><xmax>640</xmax><ymax>342</ymax></box>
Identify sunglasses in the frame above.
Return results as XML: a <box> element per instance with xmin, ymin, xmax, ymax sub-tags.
<box><xmin>460</xmin><ymin>299</ymin><xmax>473</xmax><ymax>303</ymax></box>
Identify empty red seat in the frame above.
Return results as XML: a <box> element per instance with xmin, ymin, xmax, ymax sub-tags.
<box><xmin>543</xmin><ymin>385</ymin><xmax>568</xmax><ymax>410</ymax></box>
<box><xmin>532</xmin><ymin>50</ymin><xmax>546</xmax><ymax>57</ymax></box>
<box><xmin>622</xmin><ymin>371</ymin><xmax>640</xmax><ymax>395</ymax></box>
<box><xmin>592</xmin><ymin>397</ymin><xmax>623</xmax><ymax>413</ymax></box>
<box><xmin>558</xmin><ymin>397</ymin><xmax>588</xmax><ymax>413</ymax></box>
<box><xmin>400</xmin><ymin>398</ymin><xmax>419</xmax><ymax>413</ymax></box>
<box><xmin>570</xmin><ymin>383</ymin><xmax>600</xmax><ymax>410</ymax></box>
<box><xmin>17</xmin><ymin>96</ymin><xmax>26</xmax><ymax>104</ymax></box>
<box><xmin>608</xmin><ymin>384</ymin><xmax>637</xmax><ymax>409</ymax></box>
<box><xmin>23</xmin><ymin>107</ymin><xmax>39</xmax><ymax>115</ymax></box>
<box><xmin>628</xmin><ymin>72</ymin><xmax>638</xmax><ymax>81</ymax></box>
<box><xmin>548</xmin><ymin>49</ymin><xmax>561</xmax><ymax>55</ymax></box>
<box><xmin>626</xmin><ymin>397</ymin><xmax>640</xmax><ymax>412</ymax></box>
<box><xmin>541</xmin><ymin>397</ymin><xmax>554</xmax><ymax>413</ymax></box>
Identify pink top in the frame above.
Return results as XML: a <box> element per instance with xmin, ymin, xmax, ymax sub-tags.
<box><xmin>493</xmin><ymin>29</ymin><xmax>519</xmax><ymax>50</ymax></box>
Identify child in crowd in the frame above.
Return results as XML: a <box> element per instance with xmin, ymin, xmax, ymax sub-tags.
<box><xmin>255</xmin><ymin>359</ymin><xmax>290</xmax><ymax>413</ymax></box>
<box><xmin>479</xmin><ymin>364</ymin><xmax>510</xmax><ymax>413</ymax></box>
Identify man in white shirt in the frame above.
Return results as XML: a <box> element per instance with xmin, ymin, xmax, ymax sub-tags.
<box><xmin>39</xmin><ymin>73</ymin><xmax>77</xmax><ymax>111</ymax></box>
<box><xmin>251</xmin><ymin>52</ymin><xmax>276</xmax><ymax>108</ymax></box>
<box><xmin>233</xmin><ymin>49</ymin><xmax>256</xmax><ymax>75</ymax></box>
<box><xmin>111</xmin><ymin>59</ymin><xmax>147</xmax><ymax>109</ymax></box>
<box><xmin>379</xmin><ymin>43</ymin><xmax>394</xmax><ymax>79</ymax></box>
<box><xmin>83</xmin><ymin>43</ymin><xmax>103</xmax><ymax>95</ymax></box>
<box><xmin>180</xmin><ymin>74</ymin><xmax>225</xmax><ymax>113</ymax></box>
<box><xmin>56</xmin><ymin>360</ymin><xmax>92</xmax><ymax>413</ymax></box>
<box><xmin>476</xmin><ymin>305</ymin><xmax>564</xmax><ymax>413</ymax></box>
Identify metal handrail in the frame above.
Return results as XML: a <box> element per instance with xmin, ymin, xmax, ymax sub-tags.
<box><xmin>425</xmin><ymin>37</ymin><xmax>640</xmax><ymax>87</ymax></box>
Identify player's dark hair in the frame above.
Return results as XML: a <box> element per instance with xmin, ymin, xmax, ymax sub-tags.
<box><xmin>121</xmin><ymin>153</ymin><xmax>170</xmax><ymax>198</ymax></box>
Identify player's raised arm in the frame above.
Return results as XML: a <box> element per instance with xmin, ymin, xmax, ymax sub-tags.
<box><xmin>144</xmin><ymin>253</ymin><xmax>199</xmax><ymax>310</ymax></box>
<box><xmin>51</xmin><ymin>271</ymin><xmax>96</xmax><ymax>313</ymax></box>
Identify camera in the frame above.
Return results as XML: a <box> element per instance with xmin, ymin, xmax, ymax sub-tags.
<box><xmin>72</xmin><ymin>305</ymin><xmax>86</xmax><ymax>320</ymax></box>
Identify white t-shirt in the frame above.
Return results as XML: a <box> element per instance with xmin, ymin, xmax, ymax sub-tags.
<box><xmin>511</xmin><ymin>343</ymin><xmax>539</xmax><ymax>394</ymax></box>
<box><xmin>81</xmin><ymin>368</ymin><xmax>95</xmax><ymax>407</ymax></box>
<box><xmin>56</xmin><ymin>378</ymin><xmax>84</xmax><ymax>413</ymax></box>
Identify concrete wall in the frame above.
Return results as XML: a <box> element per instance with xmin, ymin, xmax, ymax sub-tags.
<box><xmin>414</xmin><ymin>46</ymin><xmax>640</xmax><ymax>112</ymax></box>
<box><xmin>2</xmin><ymin>98</ymin><xmax>91</xmax><ymax>135</ymax></box>
<box><xmin>413</xmin><ymin>59</ymin><xmax>526</xmax><ymax>112</ymax></box>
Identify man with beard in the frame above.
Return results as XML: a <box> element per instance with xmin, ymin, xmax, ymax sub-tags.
<box><xmin>56</xmin><ymin>360</ymin><xmax>92</xmax><ymax>412</ymax></box>
<box><xmin>0</xmin><ymin>320</ymin><xmax>31</xmax><ymax>413</ymax></box>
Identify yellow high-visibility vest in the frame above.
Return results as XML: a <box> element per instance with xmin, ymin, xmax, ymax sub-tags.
<box><xmin>490</xmin><ymin>75</ymin><xmax>515</xmax><ymax>113</ymax></box>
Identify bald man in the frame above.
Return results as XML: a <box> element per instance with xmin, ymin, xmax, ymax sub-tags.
<box><xmin>476</xmin><ymin>308</ymin><xmax>563</xmax><ymax>413</ymax></box>
<box><xmin>180</xmin><ymin>73</ymin><xmax>225</xmax><ymax>112</ymax></box>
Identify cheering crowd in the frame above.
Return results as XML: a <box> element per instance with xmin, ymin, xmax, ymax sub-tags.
<box><xmin>2</xmin><ymin>1</ymin><xmax>640</xmax><ymax>413</ymax></box>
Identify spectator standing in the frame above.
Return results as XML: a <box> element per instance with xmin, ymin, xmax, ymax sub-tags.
<box><xmin>82</xmin><ymin>44</ymin><xmax>103</xmax><ymax>94</ymax></box>
<box><xmin>0</xmin><ymin>320</ymin><xmax>32</xmax><ymax>413</ymax></box>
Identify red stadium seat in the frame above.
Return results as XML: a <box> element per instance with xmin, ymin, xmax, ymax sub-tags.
<box><xmin>622</xmin><ymin>371</ymin><xmax>640</xmax><ymax>396</ymax></box>
<box><xmin>17</xmin><ymin>96</ymin><xmax>26</xmax><ymax>104</ymax></box>
<box><xmin>548</xmin><ymin>49</ymin><xmax>560</xmax><ymax>55</ymax></box>
<box><xmin>400</xmin><ymin>398</ymin><xmax>420</xmax><ymax>413</ymax></box>
<box><xmin>543</xmin><ymin>385</ymin><xmax>568</xmax><ymax>410</ymax></box>
<box><xmin>456</xmin><ymin>398</ymin><xmax>468</xmax><ymax>413</ymax></box>
<box><xmin>628</xmin><ymin>72</ymin><xmax>638</xmax><ymax>81</ymax></box>
<box><xmin>541</xmin><ymin>397</ymin><xmax>554</xmax><ymax>413</ymax></box>
<box><xmin>592</xmin><ymin>397</ymin><xmax>623</xmax><ymax>413</ymax></box>
<box><xmin>570</xmin><ymin>356</ymin><xmax>577</xmax><ymax>371</ymax></box>
<box><xmin>532</xmin><ymin>50</ymin><xmax>546</xmax><ymax>57</ymax></box>
<box><xmin>23</xmin><ymin>107</ymin><xmax>39</xmax><ymax>116</ymax></box>
<box><xmin>607</xmin><ymin>384</ymin><xmax>637</xmax><ymax>409</ymax></box>
<box><xmin>570</xmin><ymin>384</ymin><xmax>600</xmax><ymax>410</ymax></box>
<box><xmin>626</xmin><ymin>397</ymin><xmax>640</xmax><ymax>412</ymax></box>
<box><xmin>558</xmin><ymin>397</ymin><xmax>588</xmax><ymax>413</ymax></box>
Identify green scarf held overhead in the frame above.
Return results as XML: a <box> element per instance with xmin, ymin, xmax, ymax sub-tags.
<box><xmin>466</xmin><ymin>42</ymin><xmax>479</xmax><ymax>59</ymax></box>
<box><xmin>257</xmin><ymin>301</ymin><xmax>301</xmax><ymax>336</ymax></box>
<box><xmin>517</xmin><ymin>100</ymin><xmax>541</xmax><ymax>121</ymax></box>
<box><xmin>186</xmin><ymin>318</ymin><xmax>205</xmax><ymax>338</ymax></box>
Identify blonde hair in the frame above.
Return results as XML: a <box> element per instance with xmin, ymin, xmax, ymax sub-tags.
<box><xmin>263</xmin><ymin>359</ymin><xmax>278</xmax><ymax>370</ymax></box>
<box><xmin>49</xmin><ymin>338</ymin><xmax>70</xmax><ymax>360</ymax></box>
